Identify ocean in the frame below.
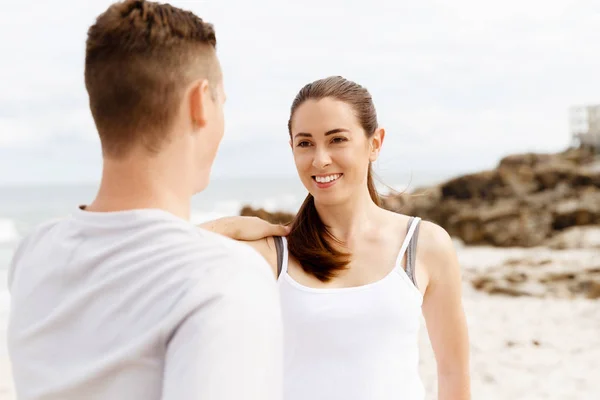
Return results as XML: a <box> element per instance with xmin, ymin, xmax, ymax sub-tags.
<box><xmin>0</xmin><ymin>173</ymin><xmax>451</xmax><ymax>273</ymax></box>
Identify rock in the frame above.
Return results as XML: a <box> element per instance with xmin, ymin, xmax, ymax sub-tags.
<box><xmin>498</xmin><ymin>152</ymin><xmax>554</xmax><ymax>168</ymax></box>
<box><xmin>505</xmin><ymin>272</ymin><xmax>528</xmax><ymax>284</ymax></box>
<box><xmin>538</xmin><ymin>272</ymin><xmax>577</xmax><ymax>283</ymax></box>
<box><xmin>381</xmin><ymin>147</ymin><xmax>600</xmax><ymax>247</ymax></box>
<box><xmin>470</xmin><ymin>273</ymin><xmax>535</xmax><ymax>297</ymax></box>
<box><xmin>239</xmin><ymin>206</ymin><xmax>294</xmax><ymax>225</ymax></box>
<box><xmin>552</xmin><ymin>190</ymin><xmax>600</xmax><ymax>229</ymax></box>
<box><xmin>441</xmin><ymin>170</ymin><xmax>505</xmax><ymax>201</ymax></box>
<box><xmin>381</xmin><ymin>186</ymin><xmax>443</xmax><ymax>221</ymax></box>
<box><xmin>470</xmin><ymin>256</ymin><xmax>600</xmax><ymax>299</ymax></box>
<box><xmin>471</xmin><ymin>276</ymin><xmax>495</xmax><ymax>290</ymax></box>
<box><xmin>486</xmin><ymin>285</ymin><xmax>534</xmax><ymax>297</ymax></box>
<box><xmin>560</xmin><ymin>146</ymin><xmax>599</xmax><ymax>164</ymax></box>
<box><xmin>503</xmin><ymin>258</ymin><xmax>552</xmax><ymax>267</ymax></box>
<box><xmin>504</xmin><ymin>258</ymin><xmax>523</xmax><ymax>267</ymax></box>
<box><xmin>545</xmin><ymin>226</ymin><xmax>600</xmax><ymax>249</ymax></box>
<box><xmin>573</xmin><ymin>279</ymin><xmax>600</xmax><ymax>300</ymax></box>
<box><xmin>481</xmin><ymin>206</ymin><xmax>552</xmax><ymax>247</ymax></box>
<box><xmin>533</xmin><ymin>162</ymin><xmax>578</xmax><ymax>190</ymax></box>
<box><xmin>585</xmin><ymin>281</ymin><xmax>600</xmax><ymax>299</ymax></box>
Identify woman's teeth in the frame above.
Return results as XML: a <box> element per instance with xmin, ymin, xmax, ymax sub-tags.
<box><xmin>314</xmin><ymin>174</ymin><xmax>341</xmax><ymax>183</ymax></box>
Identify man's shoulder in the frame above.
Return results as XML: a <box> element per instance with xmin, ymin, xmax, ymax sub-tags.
<box><xmin>9</xmin><ymin>217</ymin><xmax>68</xmax><ymax>257</ymax></box>
<box><xmin>7</xmin><ymin>216</ymin><xmax>72</xmax><ymax>287</ymax></box>
<box><xmin>19</xmin><ymin>217</ymin><xmax>66</xmax><ymax>241</ymax></box>
<box><xmin>166</xmin><ymin>229</ymin><xmax>279</xmax><ymax>319</ymax></box>
<box><xmin>184</xmin><ymin>228</ymin><xmax>274</xmax><ymax>281</ymax></box>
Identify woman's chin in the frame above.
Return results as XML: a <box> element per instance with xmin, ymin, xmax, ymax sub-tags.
<box><xmin>311</xmin><ymin>190</ymin><xmax>350</xmax><ymax>207</ymax></box>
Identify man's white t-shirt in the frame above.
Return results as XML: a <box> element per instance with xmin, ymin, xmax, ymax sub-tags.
<box><xmin>7</xmin><ymin>207</ymin><xmax>283</xmax><ymax>400</ymax></box>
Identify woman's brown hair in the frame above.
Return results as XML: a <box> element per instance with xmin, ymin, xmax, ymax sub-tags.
<box><xmin>287</xmin><ymin>76</ymin><xmax>381</xmax><ymax>282</ymax></box>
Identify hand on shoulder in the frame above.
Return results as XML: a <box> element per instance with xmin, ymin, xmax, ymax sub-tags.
<box><xmin>197</xmin><ymin>216</ymin><xmax>284</xmax><ymax>279</ymax></box>
<box><xmin>198</xmin><ymin>216</ymin><xmax>290</xmax><ymax>241</ymax></box>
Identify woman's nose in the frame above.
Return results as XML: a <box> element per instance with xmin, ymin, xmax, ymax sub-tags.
<box><xmin>312</xmin><ymin>148</ymin><xmax>332</xmax><ymax>169</ymax></box>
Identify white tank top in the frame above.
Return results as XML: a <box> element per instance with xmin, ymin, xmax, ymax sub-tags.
<box><xmin>276</xmin><ymin>217</ymin><xmax>425</xmax><ymax>400</ymax></box>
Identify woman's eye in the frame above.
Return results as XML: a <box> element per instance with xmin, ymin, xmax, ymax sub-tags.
<box><xmin>332</xmin><ymin>137</ymin><xmax>347</xmax><ymax>143</ymax></box>
<box><xmin>297</xmin><ymin>141</ymin><xmax>311</xmax><ymax>147</ymax></box>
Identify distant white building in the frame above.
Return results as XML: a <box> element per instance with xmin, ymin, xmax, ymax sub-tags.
<box><xmin>569</xmin><ymin>104</ymin><xmax>600</xmax><ymax>152</ymax></box>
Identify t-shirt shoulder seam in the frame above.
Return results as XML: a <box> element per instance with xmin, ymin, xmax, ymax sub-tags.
<box><xmin>161</xmin><ymin>249</ymin><xmax>277</xmax><ymax>345</ymax></box>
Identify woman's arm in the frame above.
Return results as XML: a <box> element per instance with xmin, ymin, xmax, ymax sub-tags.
<box><xmin>199</xmin><ymin>216</ymin><xmax>290</xmax><ymax>241</ymax></box>
<box><xmin>198</xmin><ymin>216</ymin><xmax>287</xmax><ymax>277</ymax></box>
<box><xmin>419</xmin><ymin>222</ymin><xmax>471</xmax><ymax>400</ymax></box>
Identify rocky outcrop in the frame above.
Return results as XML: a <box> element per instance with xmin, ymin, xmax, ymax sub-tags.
<box><xmin>381</xmin><ymin>147</ymin><xmax>600</xmax><ymax>247</ymax></box>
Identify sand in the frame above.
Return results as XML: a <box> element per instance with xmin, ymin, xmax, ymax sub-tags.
<box><xmin>1</xmin><ymin>245</ymin><xmax>598</xmax><ymax>399</ymax></box>
<box><xmin>419</xmin><ymin>245</ymin><xmax>600</xmax><ymax>400</ymax></box>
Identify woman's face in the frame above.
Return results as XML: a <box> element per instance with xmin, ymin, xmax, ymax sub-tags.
<box><xmin>289</xmin><ymin>97</ymin><xmax>382</xmax><ymax>205</ymax></box>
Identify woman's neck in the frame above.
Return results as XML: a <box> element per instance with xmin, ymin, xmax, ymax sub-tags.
<box><xmin>314</xmin><ymin>186</ymin><xmax>380</xmax><ymax>243</ymax></box>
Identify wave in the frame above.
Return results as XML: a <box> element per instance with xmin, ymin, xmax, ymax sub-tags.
<box><xmin>191</xmin><ymin>195</ymin><xmax>300</xmax><ymax>225</ymax></box>
<box><xmin>0</xmin><ymin>218</ymin><xmax>20</xmax><ymax>246</ymax></box>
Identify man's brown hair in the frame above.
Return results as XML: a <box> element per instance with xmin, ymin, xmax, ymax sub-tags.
<box><xmin>286</xmin><ymin>76</ymin><xmax>381</xmax><ymax>282</ymax></box>
<box><xmin>84</xmin><ymin>0</ymin><xmax>219</xmax><ymax>157</ymax></box>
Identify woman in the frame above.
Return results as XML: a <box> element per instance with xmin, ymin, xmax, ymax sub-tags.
<box><xmin>215</xmin><ymin>76</ymin><xmax>470</xmax><ymax>399</ymax></box>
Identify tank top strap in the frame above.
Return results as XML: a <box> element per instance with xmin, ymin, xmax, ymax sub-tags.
<box><xmin>394</xmin><ymin>216</ymin><xmax>421</xmax><ymax>276</ymax></box>
<box><xmin>273</xmin><ymin>236</ymin><xmax>289</xmax><ymax>280</ymax></box>
<box><xmin>405</xmin><ymin>218</ymin><xmax>421</xmax><ymax>287</ymax></box>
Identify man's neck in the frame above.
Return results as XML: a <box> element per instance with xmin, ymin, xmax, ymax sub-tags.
<box><xmin>85</xmin><ymin>155</ymin><xmax>193</xmax><ymax>221</ymax></box>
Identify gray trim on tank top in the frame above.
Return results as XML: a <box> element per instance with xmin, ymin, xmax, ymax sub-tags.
<box><xmin>405</xmin><ymin>217</ymin><xmax>421</xmax><ymax>288</ymax></box>
<box><xmin>274</xmin><ymin>216</ymin><xmax>421</xmax><ymax>287</ymax></box>
<box><xmin>274</xmin><ymin>236</ymin><xmax>284</xmax><ymax>278</ymax></box>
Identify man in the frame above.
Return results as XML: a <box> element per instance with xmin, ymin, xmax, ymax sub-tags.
<box><xmin>7</xmin><ymin>1</ymin><xmax>285</xmax><ymax>399</ymax></box>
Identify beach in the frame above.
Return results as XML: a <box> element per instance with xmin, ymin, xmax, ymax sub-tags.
<box><xmin>419</xmin><ymin>244</ymin><xmax>600</xmax><ymax>400</ymax></box>
<box><xmin>0</xmin><ymin>243</ymin><xmax>598</xmax><ymax>399</ymax></box>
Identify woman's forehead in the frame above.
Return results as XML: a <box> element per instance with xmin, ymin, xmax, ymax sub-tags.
<box><xmin>291</xmin><ymin>98</ymin><xmax>359</xmax><ymax>133</ymax></box>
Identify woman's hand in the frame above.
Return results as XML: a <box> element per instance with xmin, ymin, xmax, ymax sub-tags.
<box><xmin>199</xmin><ymin>216</ymin><xmax>290</xmax><ymax>241</ymax></box>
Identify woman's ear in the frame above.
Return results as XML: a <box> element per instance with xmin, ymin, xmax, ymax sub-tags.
<box><xmin>369</xmin><ymin>127</ymin><xmax>385</xmax><ymax>162</ymax></box>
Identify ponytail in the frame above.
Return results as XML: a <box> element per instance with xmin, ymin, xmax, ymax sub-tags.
<box><xmin>287</xmin><ymin>163</ymin><xmax>379</xmax><ymax>282</ymax></box>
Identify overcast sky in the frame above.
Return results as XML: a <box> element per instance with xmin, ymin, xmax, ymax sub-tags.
<box><xmin>1</xmin><ymin>0</ymin><xmax>599</xmax><ymax>185</ymax></box>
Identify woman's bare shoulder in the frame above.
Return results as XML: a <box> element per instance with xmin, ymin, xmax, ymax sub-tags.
<box><xmin>414</xmin><ymin>220</ymin><xmax>461</xmax><ymax>280</ymax></box>
<box><xmin>242</xmin><ymin>237</ymin><xmax>279</xmax><ymax>278</ymax></box>
<box><xmin>378</xmin><ymin>209</ymin><xmax>413</xmax><ymax>233</ymax></box>
<box><xmin>377</xmin><ymin>210</ymin><xmax>452</xmax><ymax>246</ymax></box>
<box><xmin>379</xmin><ymin>211</ymin><xmax>457</xmax><ymax>264</ymax></box>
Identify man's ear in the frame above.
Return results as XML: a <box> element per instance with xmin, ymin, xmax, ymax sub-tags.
<box><xmin>369</xmin><ymin>127</ymin><xmax>385</xmax><ymax>162</ymax></box>
<box><xmin>188</xmin><ymin>78</ymin><xmax>211</xmax><ymax>129</ymax></box>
